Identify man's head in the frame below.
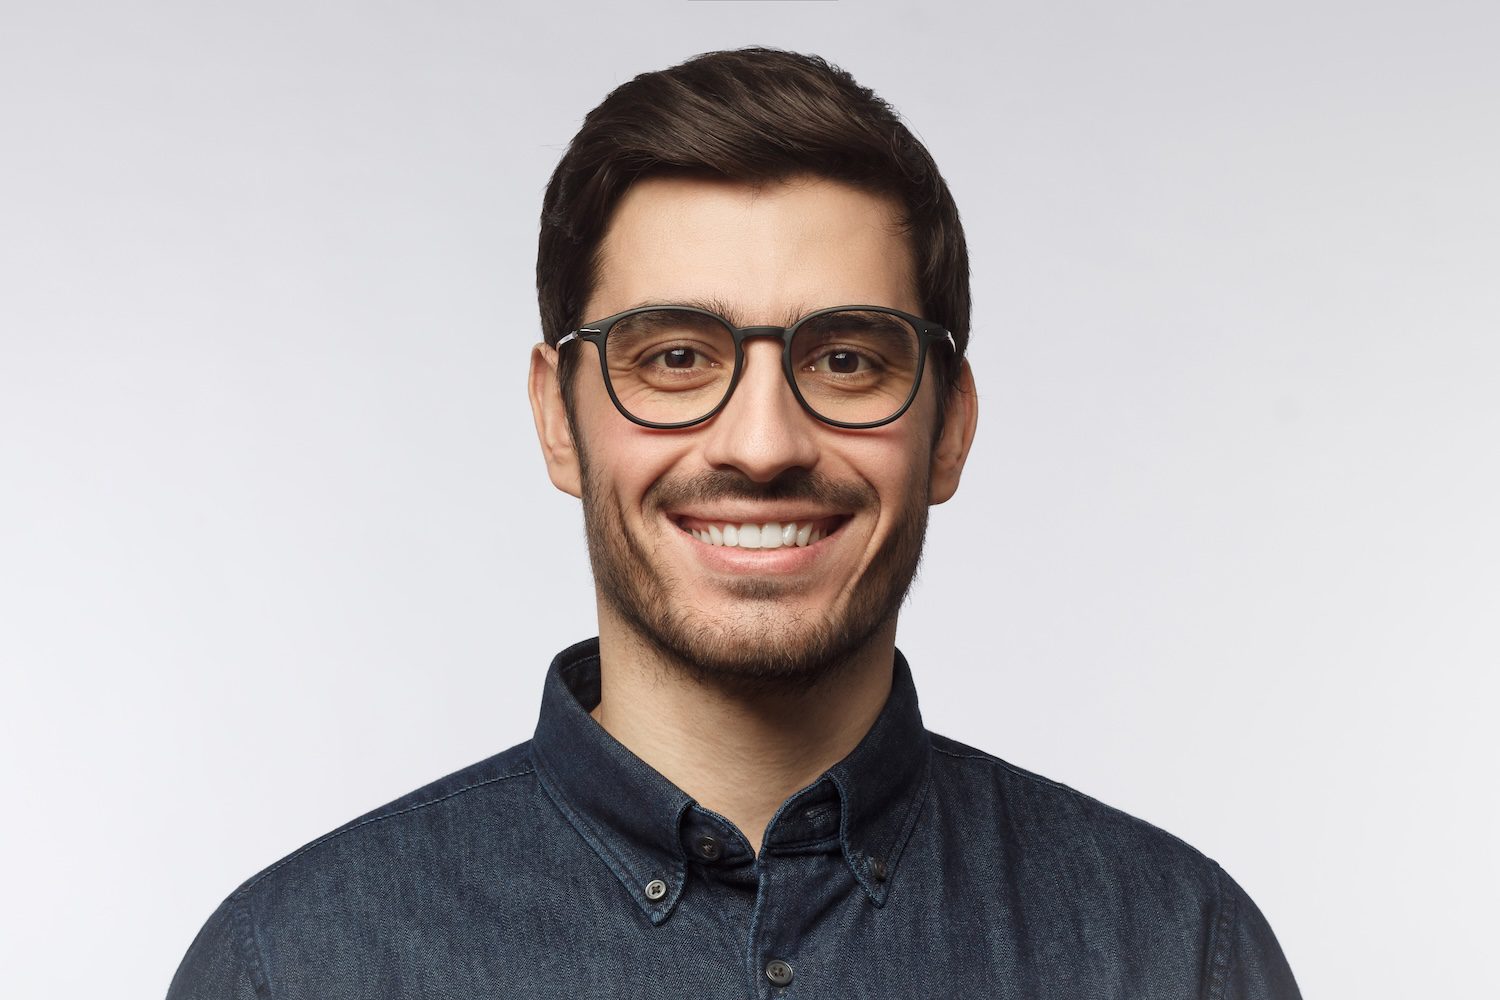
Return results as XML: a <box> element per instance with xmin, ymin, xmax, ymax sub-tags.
<box><xmin>536</xmin><ymin>47</ymin><xmax>972</xmax><ymax>417</ymax></box>
<box><xmin>530</xmin><ymin>49</ymin><xmax>977</xmax><ymax>692</ymax></box>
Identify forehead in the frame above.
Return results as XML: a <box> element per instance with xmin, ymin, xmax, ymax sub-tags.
<box><xmin>587</xmin><ymin>173</ymin><xmax>919</xmax><ymax>326</ymax></box>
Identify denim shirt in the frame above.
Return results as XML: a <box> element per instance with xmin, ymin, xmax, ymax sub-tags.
<box><xmin>169</xmin><ymin>638</ymin><xmax>1301</xmax><ymax>999</ymax></box>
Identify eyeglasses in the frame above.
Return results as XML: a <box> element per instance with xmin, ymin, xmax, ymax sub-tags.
<box><xmin>556</xmin><ymin>304</ymin><xmax>954</xmax><ymax>429</ymax></box>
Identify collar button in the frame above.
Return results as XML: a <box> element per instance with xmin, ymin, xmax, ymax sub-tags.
<box><xmin>694</xmin><ymin>835</ymin><xmax>723</xmax><ymax>861</ymax></box>
<box><xmin>869</xmin><ymin>856</ymin><xmax>887</xmax><ymax>882</ymax></box>
<box><xmin>644</xmin><ymin>878</ymin><xmax>668</xmax><ymax>901</ymax></box>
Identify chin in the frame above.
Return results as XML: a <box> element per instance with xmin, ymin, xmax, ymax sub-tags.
<box><xmin>611</xmin><ymin>593</ymin><xmax>884</xmax><ymax>694</ymax></box>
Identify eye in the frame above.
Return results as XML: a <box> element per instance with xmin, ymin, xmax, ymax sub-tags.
<box><xmin>808</xmin><ymin>349</ymin><xmax>878</xmax><ymax>375</ymax></box>
<box><xmin>645</xmin><ymin>346</ymin><xmax>717</xmax><ymax>370</ymax></box>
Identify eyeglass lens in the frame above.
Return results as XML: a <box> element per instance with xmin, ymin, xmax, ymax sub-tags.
<box><xmin>602</xmin><ymin>309</ymin><xmax>922</xmax><ymax>426</ymax></box>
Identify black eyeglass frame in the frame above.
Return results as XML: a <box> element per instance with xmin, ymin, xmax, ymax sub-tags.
<box><xmin>555</xmin><ymin>304</ymin><xmax>955</xmax><ymax>430</ymax></box>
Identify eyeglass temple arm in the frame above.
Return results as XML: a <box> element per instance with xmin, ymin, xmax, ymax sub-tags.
<box><xmin>555</xmin><ymin>328</ymin><xmax>601</xmax><ymax>348</ymax></box>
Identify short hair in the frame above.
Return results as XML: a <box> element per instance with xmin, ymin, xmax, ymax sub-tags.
<box><xmin>536</xmin><ymin>46</ymin><xmax>971</xmax><ymax>417</ymax></box>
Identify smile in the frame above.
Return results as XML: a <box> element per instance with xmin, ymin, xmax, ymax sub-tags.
<box><xmin>673</xmin><ymin>515</ymin><xmax>846</xmax><ymax>550</ymax></box>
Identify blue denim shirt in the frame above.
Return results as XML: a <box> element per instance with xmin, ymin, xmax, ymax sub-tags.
<box><xmin>169</xmin><ymin>638</ymin><xmax>1301</xmax><ymax>999</ymax></box>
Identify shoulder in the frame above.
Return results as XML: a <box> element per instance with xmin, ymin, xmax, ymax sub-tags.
<box><xmin>252</xmin><ymin>743</ymin><xmax>540</xmax><ymax>893</ymax></box>
<box><xmin>920</xmin><ymin>733</ymin><xmax>1302</xmax><ymax>996</ymax></box>
<box><xmin>925</xmin><ymin>731</ymin><xmax>1223</xmax><ymax>894</ymax></box>
<box><xmin>236</xmin><ymin>740</ymin><xmax>539</xmax><ymax>899</ymax></box>
<box><xmin>216</xmin><ymin>742</ymin><xmax>538</xmax><ymax>931</ymax></box>
<box><xmin>170</xmin><ymin>742</ymin><xmax>541</xmax><ymax>998</ymax></box>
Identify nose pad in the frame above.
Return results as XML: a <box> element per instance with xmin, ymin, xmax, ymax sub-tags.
<box><xmin>700</xmin><ymin>339</ymin><xmax>820</xmax><ymax>481</ymax></box>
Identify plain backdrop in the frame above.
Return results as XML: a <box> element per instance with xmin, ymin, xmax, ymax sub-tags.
<box><xmin>2</xmin><ymin>2</ymin><xmax>1497</xmax><ymax>997</ymax></box>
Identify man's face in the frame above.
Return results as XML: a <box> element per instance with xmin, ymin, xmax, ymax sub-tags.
<box><xmin>532</xmin><ymin>173</ymin><xmax>974</xmax><ymax>690</ymax></box>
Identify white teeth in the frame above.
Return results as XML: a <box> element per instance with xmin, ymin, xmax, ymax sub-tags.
<box><xmin>687</xmin><ymin>520</ymin><xmax>835</xmax><ymax>549</ymax></box>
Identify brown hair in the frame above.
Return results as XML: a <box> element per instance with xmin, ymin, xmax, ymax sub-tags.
<box><xmin>536</xmin><ymin>46</ymin><xmax>970</xmax><ymax>412</ymax></box>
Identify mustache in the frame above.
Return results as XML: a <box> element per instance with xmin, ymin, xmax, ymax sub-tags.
<box><xmin>645</xmin><ymin>468</ymin><xmax>876</xmax><ymax>512</ymax></box>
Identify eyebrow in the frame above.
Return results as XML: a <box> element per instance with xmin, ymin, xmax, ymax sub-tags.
<box><xmin>620</xmin><ymin>298</ymin><xmax>811</xmax><ymax>329</ymax></box>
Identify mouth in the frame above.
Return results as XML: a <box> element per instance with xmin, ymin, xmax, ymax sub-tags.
<box><xmin>672</xmin><ymin>514</ymin><xmax>849</xmax><ymax>550</ymax></box>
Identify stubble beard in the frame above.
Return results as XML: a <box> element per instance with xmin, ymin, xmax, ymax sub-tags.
<box><xmin>580</xmin><ymin>462</ymin><xmax>930</xmax><ymax>696</ymax></box>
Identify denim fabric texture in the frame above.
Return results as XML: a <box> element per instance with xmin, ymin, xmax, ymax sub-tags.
<box><xmin>169</xmin><ymin>638</ymin><xmax>1301</xmax><ymax>999</ymax></box>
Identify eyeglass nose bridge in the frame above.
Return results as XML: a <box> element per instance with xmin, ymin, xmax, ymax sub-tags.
<box><xmin>713</xmin><ymin>325</ymin><xmax>803</xmax><ymax>420</ymax></box>
<box><xmin>734</xmin><ymin>326</ymin><xmax>792</xmax><ymax>340</ymax></box>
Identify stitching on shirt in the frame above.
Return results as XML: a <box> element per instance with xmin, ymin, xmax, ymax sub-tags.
<box><xmin>1203</xmin><ymin>864</ymin><xmax>1239</xmax><ymax>1000</ymax></box>
<box><xmin>869</xmin><ymin>752</ymin><xmax>933</xmax><ymax>908</ymax></box>
<box><xmin>230</xmin><ymin>891</ymin><xmax>271</xmax><ymax>998</ymax></box>
<box><xmin>531</xmin><ymin>762</ymin><xmax>687</xmax><ymax>926</ymax></box>
<box><xmin>534</xmin><ymin>767</ymin><xmax>643</xmax><ymax>892</ymax></box>
<box><xmin>932</xmin><ymin>745</ymin><xmax>1074</xmax><ymax>791</ymax></box>
<box><xmin>237</xmin><ymin>766</ymin><xmax>536</xmax><ymax>894</ymax></box>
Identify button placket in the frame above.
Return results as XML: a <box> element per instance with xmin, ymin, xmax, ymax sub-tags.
<box><xmin>746</xmin><ymin>847</ymin><xmax>822</xmax><ymax>996</ymax></box>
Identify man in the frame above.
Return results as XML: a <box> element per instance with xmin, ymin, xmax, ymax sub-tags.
<box><xmin>170</xmin><ymin>48</ymin><xmax>1301</xmax><ymax>999</ymax></box>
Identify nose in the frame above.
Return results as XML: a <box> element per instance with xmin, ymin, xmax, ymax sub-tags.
<box><xmin>699</xmin><ymin>338</ymin><xmax>821</xmax><ymax>482</ymax></box>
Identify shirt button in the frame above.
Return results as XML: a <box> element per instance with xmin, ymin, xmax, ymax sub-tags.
<box><xmin>644</xmin><ymin>879</ymin><xmax>668</xmax><ymax>901</ymax></box>
<box><xmin>870</xmin><ymin>856</ymin><xmax>887</xmax><ymax>882</ymax></box>
<box><xmin>764</xmin><ymin>959</ymin><xmax>794</xmax><ymax>987</ymax></box>
<box><xmin>694</xmin><ymin>835</ymin><xmax>722</xmax><ymax>861</ymax></box>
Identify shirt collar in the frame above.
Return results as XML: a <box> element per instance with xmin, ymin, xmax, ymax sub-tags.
<box><xmin>530</xmin><ymin>638</ymin><xmax>932</xmax><ymax>923</ymax></box>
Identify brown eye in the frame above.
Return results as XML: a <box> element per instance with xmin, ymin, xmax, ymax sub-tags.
<box><xmin>662</xmin><ymin>348</ymin><xmax>696</xmax><ymax>369</ymax></box>
<box><xmin>812</xmin><ymin>349</ymin><xmax>875</xmax><ymax>374</ymax></box>
<box><xmin>827</xmin><ymin>351</ymin><xmax>860</xmax><ymax>374</ymax></box>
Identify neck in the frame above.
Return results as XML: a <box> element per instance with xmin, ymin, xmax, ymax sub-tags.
<box><xmin>590</xmin><ymin>609</ymin><xmax>896</xmax><ymax>856</ymax></box>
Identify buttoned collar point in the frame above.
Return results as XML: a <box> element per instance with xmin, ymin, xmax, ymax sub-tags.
<box><xmin>530</xmin><ymin>638</ymin><xmax>932</xmax><ymax>923</ymax></box>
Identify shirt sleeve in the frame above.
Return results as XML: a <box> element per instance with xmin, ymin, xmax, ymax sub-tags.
<box><xmin>166</xmin><ymin>894</ymin><xmax>266</xmax><ymax>1000</ymax></box>
<box><xmin>1206</xmin><ymin>866</ymin><xmax>1302</xmax><ymax>1000</ymax></box>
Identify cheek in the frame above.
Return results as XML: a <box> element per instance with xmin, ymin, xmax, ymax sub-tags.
<box><xmin>573</xmin><ymin>382</ymin><xmax>646</xmax><ymax>472</ymax></box>
<box><xmin>576</xmin><ymin>423</ymin><xmax>692</xmax><ymax>511</ymax></box>
<box><xmin>570</xmin><ymin>369</ymin><xmax>617</xmax><ymax>434</ymax></box>
<box><xmin>839</xmin><ymin>431</ymin><xmax>928</xmax><ymax>490</ymax></box>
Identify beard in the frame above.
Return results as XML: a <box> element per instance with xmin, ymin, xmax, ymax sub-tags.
<box><xmin>579</xmin><ymin>460</ymin><xmax>931</xmax><ymax>695</ymax></box>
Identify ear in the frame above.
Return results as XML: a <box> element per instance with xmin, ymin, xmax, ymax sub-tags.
<box><xmin>929</xmin><ymin>360</ymin><xmax>978</xmax><ymax>505</ymax></box>
<box><xmin>528</xmin><ymin>343</ymin><xmax>583</xmax><ymax>499</ymax></box>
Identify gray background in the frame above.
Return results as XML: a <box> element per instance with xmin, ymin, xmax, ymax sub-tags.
<box><xmin>3</xmin><ymin>1</ymin><xmax>1497</xmax><ymax>996</ymax></box>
